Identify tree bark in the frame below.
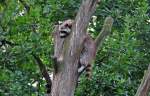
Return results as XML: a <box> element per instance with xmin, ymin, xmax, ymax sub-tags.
<box><xmin>51</xmin><ymin>0</ymin><xmax>99</xmax><ymax>96</ymax></box>
<box><xmin>135</xmin><ymin>64</ymin><xmax>150</xmax><ymax>96</ymax></box>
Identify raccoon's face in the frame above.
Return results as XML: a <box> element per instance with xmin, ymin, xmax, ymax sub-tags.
<box><xmin>59</xmin><ymin>19</ymin><xmax>73</xmax><ymax>38</ymax></box>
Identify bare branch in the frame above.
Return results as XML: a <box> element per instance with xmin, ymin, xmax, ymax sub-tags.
<box><xmin>63</xmin><ymin>0</ymin><xmax>99</xmax><ymax>72</ymax></box>
<box><xmin>95</xmin><ymin>16</ymin><xmax>114</xmax><ymax>50</ymax></box>
<box><xmin>32</xmin><ymin>54</ymin><xmax>52</xmax><ymax>94</ymax></box>
<box><xmin>76</xmin><ymin>16</ymin><xmax>113</xmax><ymax>77</ymax></box>
<box><xmin>66</xmin><ymin>0</ymin><xmax>99</xmax><ymax>50</ymax></box>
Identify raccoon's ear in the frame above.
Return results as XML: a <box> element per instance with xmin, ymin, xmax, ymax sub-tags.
<box><xmin>58</xmin><ymin>21</ymin><xmax>63</xmax><ymax>25</ymax></box>
<box><xmin>54</xmin><ymin>21</ymin><xmax>63</xmax><ymax>25</ymax></box>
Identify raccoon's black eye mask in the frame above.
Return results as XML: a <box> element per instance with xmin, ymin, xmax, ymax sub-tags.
<box><xmin>59</xmin><ymin>28</ymin><xmax>71</xmax><ymax>38</ymax></box>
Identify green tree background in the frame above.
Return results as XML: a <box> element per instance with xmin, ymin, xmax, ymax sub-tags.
<box><xmin>0</xmin><ymin>0</ymin><xmax>150</xmax><ymax>96</ymax></box>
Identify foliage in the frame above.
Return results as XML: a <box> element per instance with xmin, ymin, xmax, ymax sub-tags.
<box><xmin>0</xmin><ymin>0</ymin><xmax>150</xmax><ymax>96</ymax></box>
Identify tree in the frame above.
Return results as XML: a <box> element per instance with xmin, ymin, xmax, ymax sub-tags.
<box><xmin>51</xmin><ymin>0</ymin><xmax>113</xmax><ymax>96</ymax></box>
<box><xmin>0</xmin><ymin>0</ymin><xmax>150</xmax><ymax>96</ymax></box>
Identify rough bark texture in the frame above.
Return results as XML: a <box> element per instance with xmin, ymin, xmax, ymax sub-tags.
<box><xmin>135</xmin><ymin>64</ymin><xmax>150</xmax><ymax>96</ymax></box>
<box><xmin>51</xmin><ymin>0</ymin><xmax>99</xmax><ymax>96</ymax></box>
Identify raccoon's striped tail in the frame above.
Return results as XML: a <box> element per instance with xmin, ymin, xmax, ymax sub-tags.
<box><xmin>85</xmin><ymin>64</ymin><xmax>92</xmax><ymax>80</ymax></box>
<box><xmin>78</xmin><ymin>63</ymin><xmax>92</xmax><ymax>80</ymax></box>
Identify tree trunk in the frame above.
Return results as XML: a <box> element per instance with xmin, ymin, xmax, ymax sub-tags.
<box><xmin>51</xmin><ymin>0</ymin><xmax>98</xmax><ymax>96</ymax></box>
<box><xmin>135</xmin><ymin>64</ymin><xmax>150</xmax><ymax>96</ymax></box>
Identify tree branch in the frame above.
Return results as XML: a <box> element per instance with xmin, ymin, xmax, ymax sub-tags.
<box><xmin>68</xmin><ymin>0</ymin><xmax>99</xmax><ymax>45</ymax></box>
<box><xmin>63</xmin><ymin>0</ymin><xmax>99</xmax><ymax>70</ymax></box>
<box><xmin>95</xmin><ymin>16</ymin><xmax>114</xmax><ymax>51</ymax></box>
<box><xmin>32</xmin><ymin>54</ymin><xmax>52</xmax><ymax>94</ymax></box>
<box><xmin>76</xmin><ymin>16</ymin><xmax>113</xmax><ymax>77</ymax></box>
<box><xmin>62</xmin><ymin>0</ymin><xmax>99</xmax><ymax>80</ymax></box>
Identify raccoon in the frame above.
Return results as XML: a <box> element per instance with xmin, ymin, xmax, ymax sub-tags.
<box><xmin>58</xmin><ymin>19</ymin><xmax>96</xmax><ymax>79</ymax></box>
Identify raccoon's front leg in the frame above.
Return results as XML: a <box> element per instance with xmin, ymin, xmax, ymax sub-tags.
<box><xmin>78</xmin><ymin>63</ymin><xmax>86</xmax><ymax>73</ymax></box>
